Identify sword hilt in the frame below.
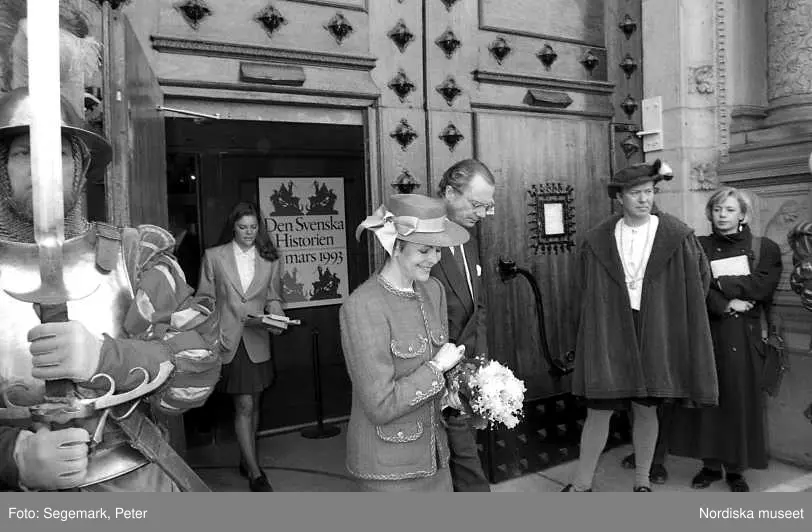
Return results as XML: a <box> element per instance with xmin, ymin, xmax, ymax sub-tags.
<box><xmin>36</xmin><ymin>302</ymin><xmax>77</xmax><ymax>401</ymax></box>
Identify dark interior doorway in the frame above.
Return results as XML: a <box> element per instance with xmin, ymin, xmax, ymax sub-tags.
<box><xmin>165</xmin><ymin>117</ymin><xmax>369</xmax><ymax>451</ymax></box>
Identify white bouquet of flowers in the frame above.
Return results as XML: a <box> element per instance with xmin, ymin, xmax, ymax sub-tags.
<box><xmin>446</xmin><ymin>355</ymin><xmax>526</xmax><ymax>429</ymax></box>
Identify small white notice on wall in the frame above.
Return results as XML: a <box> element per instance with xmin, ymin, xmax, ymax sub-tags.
<box><xmin>543</xmin><ymin>203</ymin><xmax>565</xmax><ymax>235</ymax></box>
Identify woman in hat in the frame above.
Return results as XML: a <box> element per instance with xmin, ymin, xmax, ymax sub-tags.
<box><xmin>339</xmin><ymin>194</ymin><xmax>469</xmax><ymax>491</ymax></box>
<box><xmin>669</xmin><ymin>187</ymin><xmax>781</xmax><ymax>492</ymax></box>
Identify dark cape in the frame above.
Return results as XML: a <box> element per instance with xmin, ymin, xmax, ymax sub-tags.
<box><xmin>571</xmin><ymin>213</ymin><xmax>718</xmax><ymax>406</ymax></box>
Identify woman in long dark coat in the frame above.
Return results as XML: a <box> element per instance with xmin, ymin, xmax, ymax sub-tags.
<box><xmin>669</xmin><ymin>187</ymin><xmax>782</xmax><ymax>492</ymax></box>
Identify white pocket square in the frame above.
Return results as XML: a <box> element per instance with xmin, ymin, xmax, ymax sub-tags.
<box><xmin>476</xmin><ymin>264</ymin><xmax>482</xmax><ymax>276</ymax></box>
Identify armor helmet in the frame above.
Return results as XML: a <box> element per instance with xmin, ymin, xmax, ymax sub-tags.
<box><xmin>0</xmin><ymin>87</ymin><xmax>112</xmax><ymax>176</ymax></box>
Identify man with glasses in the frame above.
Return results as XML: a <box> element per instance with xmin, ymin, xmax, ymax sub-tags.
<box><xmin>561</xmin><ymin>160</ymin><xmax>717</xmax><ymax>492</ymax></box>
<box><xmin>431</xmin><ymin>158</ymin><xmax>496</xmax><ymax>492</ymax></box>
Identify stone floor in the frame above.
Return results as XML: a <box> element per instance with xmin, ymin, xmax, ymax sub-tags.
<box><xmin>188</xmin><ymin>421</ymin><xmax>812</xmax><ymax>493</ymax></box>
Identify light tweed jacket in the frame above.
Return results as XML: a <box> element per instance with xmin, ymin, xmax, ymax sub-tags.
<box><xmin>339</xmin><ymin>274</ymin><xmax>451</xmax><ymax>481</ymax></box>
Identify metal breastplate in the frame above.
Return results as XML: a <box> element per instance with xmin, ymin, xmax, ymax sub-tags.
<box><xmin>0</xmin><ymin>229</ymin><xmax>149</xmax><ymax>487</ymax></box>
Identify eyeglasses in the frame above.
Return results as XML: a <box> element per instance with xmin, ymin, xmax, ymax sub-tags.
<box><xmin>469</xmin><ymin>199</ymin><xmax>496</xmax><ymax>216</ymax></box>
<box><xmin>448</xmin><ymin>185</ymin><xmax>496</xmax><ymax>216</ymax></box>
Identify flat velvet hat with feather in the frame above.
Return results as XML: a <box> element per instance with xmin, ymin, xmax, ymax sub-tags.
<box><xmin>607</xmin><ymin>159</ymin><xmax>673</xmax><ymax>198</ymax></box>
<box><xmin>356</xmin><ymin>194</ymin><xmax>469</xmax><ymax>255</ymax></box>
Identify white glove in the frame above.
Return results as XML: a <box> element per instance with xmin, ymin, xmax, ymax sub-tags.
<box><xmin>431</xmin><ymin>343</ymin><xmax>465</xmax><ymax>372</ymax></box>
<box><xmin>14</xmin><ymin>426</ymin><xmax>90</xmax><ymax>491</ymax></box>
<box><xmin>28</xmin><ymin>321</ymin><xmax>103</xmax><ymax>383</ymax></box>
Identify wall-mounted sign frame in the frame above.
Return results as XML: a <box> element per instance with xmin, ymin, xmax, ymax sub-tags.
<box><xmin>528</xmin><ymin>183</ymin><xmax>576</xmax><ymax>255</ymax></box>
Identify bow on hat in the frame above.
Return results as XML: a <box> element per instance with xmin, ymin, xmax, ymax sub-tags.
<box><xmin>355</xmin><ymin>205</ymin><xmax>423</xmax><ymax>256</ymax></box>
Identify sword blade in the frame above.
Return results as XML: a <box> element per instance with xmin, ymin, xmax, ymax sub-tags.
<box><xmin>5</xmin><ymin>2</ymin><xmax>73</xmax><ymax>305</ymax></box>
<box><xmin>23</xmin><ymin>1</ymin><xmax>72</xmax><ymax>405</ymax></box>
<box><xmin>28</xmin><ymin>1</ymin><xmax>65</xmax><ymax>246</ymax></box>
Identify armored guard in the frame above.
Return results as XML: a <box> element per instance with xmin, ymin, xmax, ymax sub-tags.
<box><xmin>0</xmin><ymin>87</ymin><xmax>220</xmax><ymax>492</ymax></box>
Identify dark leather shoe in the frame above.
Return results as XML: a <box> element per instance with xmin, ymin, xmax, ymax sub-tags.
<box><xmin>691</xmin><ymin>467</ymin><xmax>723</xmax><ymax>489</ymax></box>
<box><xmin>249</xmin><ymin>472</ymin><xmax>274</xmax><ymax>492</ymax></box>
<box><xmin>649</xmin><ymin>463</ymin><xmax>668</xmax><ymax>484</ymax></box>
<box><xmin>726</xmin><ymin>473</ymin><xmax>749</xmax><ymax>492</ymax></box>
<box><xmin>561</xmin><ymin>484</ymin><xmax>592</xmax><ymax>492</ymax></box>
<box><xmin>633</xmin><ymin>486</ymin><xmax>652</xmax><ymax>492</ymax></box>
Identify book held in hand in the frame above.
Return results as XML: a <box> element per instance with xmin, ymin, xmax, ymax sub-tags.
<box><xmin>246</xmin><ymin>314</ymin><xmax>301</xmax><ymax>330</ymax></box>
<box><xmin>710</xmin><ymin>254</ymin><xmax>750</xmax><ymax>278</ymax></box>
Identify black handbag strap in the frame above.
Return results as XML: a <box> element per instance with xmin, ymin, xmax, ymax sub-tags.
<box><xmin>751</xmin><ymin>236</ymin><xmax>782</xmax><ymax>340</ymax></box>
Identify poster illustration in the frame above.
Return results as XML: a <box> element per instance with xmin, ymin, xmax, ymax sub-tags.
<box><xmin>259</xmin><ymin>178</ymin><xmax>348</xmax><ymax>309</ymax></box>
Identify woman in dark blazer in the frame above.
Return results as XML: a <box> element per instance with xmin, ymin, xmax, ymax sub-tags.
<box><xmin>197</xmin><ymin>202</ymin><xmax>285</xmax><ymax>492</ymax></box>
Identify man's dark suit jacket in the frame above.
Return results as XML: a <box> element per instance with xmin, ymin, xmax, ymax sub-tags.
<box><xmin>431</xmin><ymin>235</ymin><xmax>488</xmax><ymax>357</ymax></box>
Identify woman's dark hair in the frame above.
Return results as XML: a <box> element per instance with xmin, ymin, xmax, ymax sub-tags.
<box><xmin>216</xmin><ymin>201</ymin><xmax>279</xmax><ymax>262</ymax></box>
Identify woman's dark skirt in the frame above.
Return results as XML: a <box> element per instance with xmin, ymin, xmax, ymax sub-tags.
<box><xmin>217</xmin><ymin>339</ymin><xmax>274</xmax><ymax>395</ymax></box>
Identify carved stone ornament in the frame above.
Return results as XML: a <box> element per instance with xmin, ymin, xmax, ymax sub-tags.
<box><xmin>174</xmin><ymin>0</ymin><xmax>212</xmax><ymax>30</ymax></box>
<box><xmin>254</xmin><ymin>4</ymin><xmax>287</xmax><ymax>39</ymax></box>
<box><xmin>440</xmin><ymin>0</ymin><xmax>460</xmax><ymax>11</ymax></box>
<box><xmin>620</xmin><ymin>94</ymin><xmax>638</xmax><ymax>119</ymax></box>
<box><xmin>324</xmin><ymin>13</ymin><xmax>354</xmax><ymax>45</ymax></box>
<box><xmin>390</xmin><ymin>118</ymin><xmax>419</xmax><ymax>150</ymax></box>
<box><xmin>619</xmin><ymin>54</ymin><xmax>638</xmax><ymax>79</ymax></box>
<box><xmin>435</xmin><ymin>28</ymin><xmax>461</xmax><ymax>59</ymax></box>
<box><xmin>388</xmin><ymin>70</ymin><xmax>416</xmax><ymax>102</ymax></box>
<box><xmin>92</xmin><ymin>0</ymin><xmax>132</xmax><ymax>8</ymax></box>
<box><xmin>619</xmin><ymin>14</ymin><xmax>637</xmax><ymax>39</ymax></box>
<box><xmin>537</xmin><ymin>44</ymin><xmax>558</xmax><ymax>69</ymax></box>
<box><xmin>689</xmin><ymin>65</ymin><xmax>714</xmax><ymax>94</ymax></box>
<box><xmin>391</xmin><ymin>170</ymin><xmax>421</xmax><ymax>194</ymax></box>
<box><xmin>488</xmin><ymin>36</ymin><xmax>512</xmax><ymax>65</ymax></box>
<box><xmin>768</xmin><ymin>0</ymin><xmax>812</xmax><ymax>100</ymax></box>
<box><xmin>436</xmin><ymin>76</ymin><xmax>462</xmax><ymax>106</ymax></box>
<box><xmin>580</xmin><ymin>50</ymin><xmax>599</xmax><ymax>72</ymax></box>
<box><xmin>689</xmin><ymin>161</ymin><xmax>718</xmax><ymax>191</ymax></box>
<box><xmin>387</xmin><ymin>19</ymin><xmax>415</xmax><ymax>53</ymax></box>
<box><xmin>438</xmin><ymin>122</ymin><xmax>464</xmax><ymax>151</ymax></box>
<box><xmin>620</xmin><ymin>135</ymin><xmax>640</xmax><ymax>159</ymax></box>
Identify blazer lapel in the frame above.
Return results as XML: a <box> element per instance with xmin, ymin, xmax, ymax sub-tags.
<box><xmin>222</xmin><ymin>244</ymin><xmax>245</xmax><ymax>296</ymax></box>
<box><xmin>439</xmin><ymin>247</ymin><xmax>474</xmax><ymax>311</ymax></box>
<box><xmin>245</xmin><ymin>254</ymin><xmax>268</xmax><ymax>299</ymax></box>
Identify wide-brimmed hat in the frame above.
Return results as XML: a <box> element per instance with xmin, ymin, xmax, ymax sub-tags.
<box><xmin>607</xmin><ymin>159</ymin><xmax>673</xmax><ymax>198</ymax></box>
<box><xmin>0</xmin><ymin>87</ymin><xmax>112</xmax><ymax>176</ymax></box>
<box><xmin>356</xmin><ymin>193</ymin><xmax>469</xmax><ymax>255</ymax></box>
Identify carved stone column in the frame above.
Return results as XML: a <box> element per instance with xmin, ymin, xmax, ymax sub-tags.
<box><xmin>642</xmin><ymin>0</ymin><xmax>720</xmax><ymax>230</ymax></box>
<box><xmin>766</xmin><ymin>0</ymin><xmax>812</xmax><ymax>126</ymax></box>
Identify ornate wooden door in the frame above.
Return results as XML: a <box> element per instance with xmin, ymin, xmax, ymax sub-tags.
<box><xmin>372</xmin><ymin>0</ymin><xmax>643</xmax><ymax>399</ymax></box>
<box><xmin>370</xmin><ymin>0</ymin><xmax>643</xmax><ymax>481</ymax></box>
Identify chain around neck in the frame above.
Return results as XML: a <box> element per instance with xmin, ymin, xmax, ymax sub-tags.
<box><xmin>619</xmin><ymin>217</ymin><xmax>654</xmax><ymax>287</ymax></box>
